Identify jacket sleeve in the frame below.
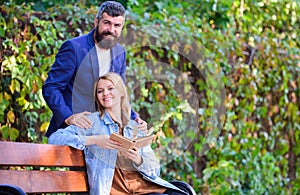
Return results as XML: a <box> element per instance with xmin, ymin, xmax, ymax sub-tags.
<box><xmin>48</xmin><ymin>125</ymin><xmax>87</xmax><ymax>150</ymax></box>
<box><xmin>134</xmin><ymin>145</ymin><xmax>161</xmax><ymax>178</ymax></box>
<box><xmin>42</xmin><ymin>40</ymin><xmax>76</xmax><ymax>127</ymax></box>
<box><xmin>130</xmin><ymin>109</ymin><xmax>138</xmax><ymax>120</ymax></box>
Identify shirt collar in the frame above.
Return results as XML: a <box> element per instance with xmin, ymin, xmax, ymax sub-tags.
<box><xmin>101</xmin><ymin>111</ymin><xmax>136</xmax><ymax>130</ymax></box>
<box><xmin>102</xmin><ymin>111</ymin><xmax>115</xmax><ymax>125</ymax></box>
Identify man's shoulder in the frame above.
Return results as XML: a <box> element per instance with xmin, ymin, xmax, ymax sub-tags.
<box><xmin>112</xmin><ymin>43</ymin><xmax>126</xmax><ymax>57</ymax></box>
<box><xmin>71</xmin><ymin>33</ymin><xmax>89</xmax><ymax>42</ymax></box>
<box><xmin>114</xmin><ymin>43</ymin><xmax>125</xmax><ymax>50</ymax></box>
<box><xmin>67</xmin><ymin>30</ymin><xmax>94</xmax><ymax>46</ymax></box>
<box><xmin>113</xmin><ymin>43</ymin><xmax>125</xmax><ymax>51</ymax></box>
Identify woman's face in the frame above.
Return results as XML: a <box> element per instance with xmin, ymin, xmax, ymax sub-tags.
<box><xmin>96</xmin><ymin>79</ymin><xmax>121</xmax><ymax>109</ymax></box>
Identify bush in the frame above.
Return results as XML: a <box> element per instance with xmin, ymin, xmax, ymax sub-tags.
<box><xmin>1</xmin><ymin>0</ymin><xmax>299</xmax><ymax>194</ymax></box>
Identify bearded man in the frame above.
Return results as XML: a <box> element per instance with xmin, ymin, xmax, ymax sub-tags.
<box><xmin>42</xmin><ymin>1</ymin><xmax>147</xmax><ymax>138</ymax></box>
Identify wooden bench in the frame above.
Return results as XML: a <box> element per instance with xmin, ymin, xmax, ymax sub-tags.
<box><xmin>0</xmin><ymin>141</ymin><xmax>89</xmax><ymax>194</ymax></box>
<box><xmin>0</xmin><ymin>141</ymin><xmax>196</xmax><ymax>195</ymax></box>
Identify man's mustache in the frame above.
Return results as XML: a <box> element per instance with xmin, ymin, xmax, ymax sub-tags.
<box><xmin>102</xmin><ymin>31</ymin><xmax>117</xmax><ymax>37</ymax></box>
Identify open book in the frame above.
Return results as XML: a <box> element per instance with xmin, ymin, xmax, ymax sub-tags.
<box><xmin>110</xmin><ymin>132</ymin><xmax>155</xmax><ymax>150</ymax></box>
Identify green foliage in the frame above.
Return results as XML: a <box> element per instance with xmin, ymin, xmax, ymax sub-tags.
<box><xmin>1</xmin><ymin>0</ymin><xmax>299</xmax><ymax>194</ymax></box>
<box><xmin>0</xmin><ymin>1</ymin><xmax>94</xmax><ymax>142</ymax></box>
<box><xmin>126</xmin><ymin>0</ymin><xmax>300</xmax><ymax>194</ymax></box>
<box><xmin>1</xmin><ymin>2</ymin><xmax>49</xmax><ymax>141</ymax></box>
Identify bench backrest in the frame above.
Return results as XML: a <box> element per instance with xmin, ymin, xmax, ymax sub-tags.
<box><xmin>0</xmin><ymin>141</ymin><xmax>89</xmax><ymax>193</ymax></box>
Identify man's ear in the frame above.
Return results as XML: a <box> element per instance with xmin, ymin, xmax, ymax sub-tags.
<box><xmin>94</xmin><ymin>17</ymin><xmax>99</xmax><ymax>28</ymax></box>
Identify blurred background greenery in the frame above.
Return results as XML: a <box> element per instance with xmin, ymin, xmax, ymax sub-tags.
<box><xmin>1</xmin><ymin>0</ymin><xmax>299</xmax><ymax>194</ymax></box>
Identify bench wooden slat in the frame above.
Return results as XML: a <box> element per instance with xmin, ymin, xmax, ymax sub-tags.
<box><xmin>0</xmin><ymin>141</ymin><xmax>85</xmax><ymax>167</ymax></box>
<box><xmin>0</xmin><ymin>170</ymin><xmax>88</xmax><ymax>193</ymax></box>
<box><xmin>0</xmin><ymin>141</ymin><xmax>89</xmax><ymax>193</ymax></box>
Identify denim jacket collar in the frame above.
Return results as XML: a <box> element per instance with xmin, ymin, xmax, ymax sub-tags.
<box><xmin>102</xmin><ymin>111</ymin><xmax>115</xmax><ymax>125</ymax></box>
<box><xmin>102</xmin><ymin>111</ymin><xmax>135</xmax><ymax>131</ymax></box>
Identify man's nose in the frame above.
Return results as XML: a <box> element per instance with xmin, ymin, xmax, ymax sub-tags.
<box><xmin>107</xmin><ymin>24</ymin><xmax>117</xmax><ymax>34</ymax></box>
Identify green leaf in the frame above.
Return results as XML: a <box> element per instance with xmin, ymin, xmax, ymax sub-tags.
<box><xmin>1</xmin><ymin>126</ymin><xmax>9</xmax><ymax>140</ymax></box>
<box><xmin>9</xmin><ymin>128</ymin><xmax>19</xmax><ymax>141</ymax></box>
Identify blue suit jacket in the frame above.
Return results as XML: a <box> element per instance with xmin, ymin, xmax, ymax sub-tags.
<box><xmin>43</xmin><ymin>29</ymin><xmax>136</xmax><ymax>137</ymax></box>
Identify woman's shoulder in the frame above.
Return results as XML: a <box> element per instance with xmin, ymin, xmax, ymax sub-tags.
<box><xmin>86</xmin><ymin>111</ymin><xmax>114</xmax><ymax>125</ymax></box>
<box><xmin>85</xmin><ymin>112</ymin><xmax>101</xmax><ymax>122</ymax></box>
<box><xmin>87</xmin><ymin>111</ymin><xmax>99</xmax><ymax>117</ymax></box>
<box><xmin>126</xmin><ymin>119</ymin><xmax>138</xmax><ymax>129</ymax></box>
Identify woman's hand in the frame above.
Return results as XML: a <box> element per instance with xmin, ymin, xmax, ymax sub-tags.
<box><xmin>121</xmin><ymin>147</ymin><xmax>143</xmax><ymax>166</ymax></box>
<box><xmin>86</xmin><ymin>135</ymin><xmax>121</xmax><ymax>150</ymax></box>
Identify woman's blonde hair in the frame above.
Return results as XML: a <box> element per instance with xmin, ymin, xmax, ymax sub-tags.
<box><xmin>95</xmin><ymin>72</ymin><xmax>131</xmax><ymax>126</ymax></box>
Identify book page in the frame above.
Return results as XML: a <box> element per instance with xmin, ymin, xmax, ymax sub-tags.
<box><xmin>110</xmin><ymin>132</ymin><xmax>133</xmax><ymax>149</ymax></box>
<box><xmin>133</xmin><ymin>134</ymin><xmax>155</xmax><ymax>148</ymax></box>
<box><xmin>110</xmin><ymin>132</ymin><xmax>154</xmax><ymax>149</ymax></box>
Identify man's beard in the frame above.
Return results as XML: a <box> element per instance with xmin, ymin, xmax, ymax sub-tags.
<box><xmin>95</xmin><ymin>26</ymin><xmax>119</xmax><ymax>49</ymax></box>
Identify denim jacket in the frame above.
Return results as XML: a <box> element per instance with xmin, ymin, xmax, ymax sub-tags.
<box><xmin>48</xmin><ymin>112</ymin><xmax>186</xmax><ymax>195</ymax></box>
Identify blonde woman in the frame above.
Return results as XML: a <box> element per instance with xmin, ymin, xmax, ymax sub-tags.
<box><xmin>48</xmin><ymin>72</ymin><xmax>189</xmax><ymax>195</ymax></box>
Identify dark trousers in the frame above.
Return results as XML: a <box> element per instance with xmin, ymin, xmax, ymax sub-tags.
<box><xmin>145</xmin><ymin>188</ymin><xmax>187</xmax><ymax>195</ymax></box>
<box><xmin>73</xmin><ymin>189</ymin><xmax>187</xmax><ymax>195</ymax></box>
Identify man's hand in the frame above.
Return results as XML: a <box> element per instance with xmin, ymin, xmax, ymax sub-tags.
<box><xmin>135</xmin><ymin>117</ymin><xmax>148</xmax><ymax>134</ymax></box>
<box><xmin>65</xmin><ymin>111</ymin><xmax>92</xmax><ymax>129</ymax></box>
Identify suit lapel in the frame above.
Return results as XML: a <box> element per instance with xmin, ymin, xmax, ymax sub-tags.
<box><xmin>90</xmin><ymin>47</ymin><xmax>99</xmax><ymax>79</ymax></box>
<box><xmin>110</xmin><ymin>46</ymin><xmax>116</xmax><ymax>72</ymax></box>
<box><xmin>88</xmin><ymin>29</ymin><xmax>99</xmax><ymax>80</ymax></box>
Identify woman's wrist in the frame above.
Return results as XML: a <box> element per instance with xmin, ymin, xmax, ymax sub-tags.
<box><xmin>134</xmin><ymin>156</ymin><xmax>143</xmax><ymax>166</ymax></box>
<box><xmin>85</xmin><ymin>136</ymin><xmax>96</xmax><ymax>146</ymax></box>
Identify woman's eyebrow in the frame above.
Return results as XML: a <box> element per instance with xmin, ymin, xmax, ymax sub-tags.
<box><xmin>97</xmin><ymin>84</ymin><xmax>114</xmax><ymax>89</ymax></box>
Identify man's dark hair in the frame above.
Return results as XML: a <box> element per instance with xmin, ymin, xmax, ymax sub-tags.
<box><xmin>96</xmin><ymin>1</ymin><xmax>126</xmax><ymax>19</ymax></box>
